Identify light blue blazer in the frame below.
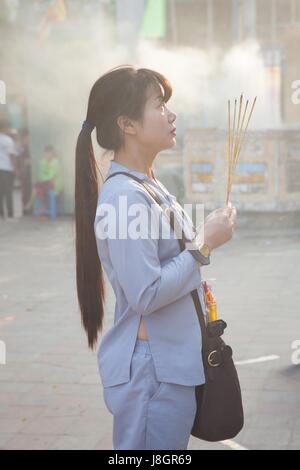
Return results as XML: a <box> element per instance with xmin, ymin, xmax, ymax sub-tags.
<box><xmin>94</xmin><ymin>160</ymin><xmax>207</xmax><ymax>388</ymax></box>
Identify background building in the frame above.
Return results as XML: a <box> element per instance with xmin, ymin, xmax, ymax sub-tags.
<box><xmin>1</xmin><ymin>0</ymin><xmax>300</xmax><ymax>214</ymax></box>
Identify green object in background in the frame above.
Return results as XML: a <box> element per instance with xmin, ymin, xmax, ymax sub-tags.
<box><xmin>139</xmin><ymin>0</ymin><xmax>166</xmax><ymax>38</ymax></box>
<box><xmin>38</xmin><ymin>158</ymin><xmax>63</xmax><ymax>196</ymax></box>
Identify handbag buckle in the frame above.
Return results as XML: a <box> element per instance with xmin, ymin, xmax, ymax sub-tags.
<box><xmin>207</xmin><ymin>350</ymin><xmax>221</xmax><ymax>367</ymax></box>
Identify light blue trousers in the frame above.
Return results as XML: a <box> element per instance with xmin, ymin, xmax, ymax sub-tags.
<box><xmin>102</xmin><ymin>339</ymin><xmax>197</xmax><ymax>450</ymax></box>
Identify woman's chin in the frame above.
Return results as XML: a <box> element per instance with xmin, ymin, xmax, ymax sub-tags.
<box><xmin>170</xmin><ymin>137</ymin><xmax>177</xmax><ymax>147</ymax></box>
<box><xmin>168</xmin><ymin>135</ymin><xmax>177</xmax><ymax>146</ymax></box>
<box><xmin>158</xmin><ymin>138</ymin><xmax>177</xmax><ymax>153</ymax></box>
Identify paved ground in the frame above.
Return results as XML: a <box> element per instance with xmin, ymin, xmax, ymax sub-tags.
<box><xmin>0</xmin><ymin>208</ymin><xmax>299</xmax><ymax>450</ymax></box>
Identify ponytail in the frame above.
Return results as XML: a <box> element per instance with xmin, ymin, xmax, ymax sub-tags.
<box><xmin>75</xmin><ymin>127</ymin><xmax>105</xmax><ymax>350</ymax></box>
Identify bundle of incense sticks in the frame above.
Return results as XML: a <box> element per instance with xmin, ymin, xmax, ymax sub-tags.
<box><xmin>226</xmin><ymin>94</ymin><xmax>257</xmax><ymax>205</ymax></box>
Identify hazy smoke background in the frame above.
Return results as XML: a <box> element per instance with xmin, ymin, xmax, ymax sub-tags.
<box><xmin>1</xmin><ymin>1</ymin><xmax>282</xmax><ymax>207</ymax></box>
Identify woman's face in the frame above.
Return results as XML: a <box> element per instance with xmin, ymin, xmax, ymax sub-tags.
<box><xmin>135</xmin><ymin>84</ymin><xmax>177</xmax><ymax>153</ymax></box>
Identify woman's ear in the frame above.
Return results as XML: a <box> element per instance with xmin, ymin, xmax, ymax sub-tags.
<box><xmin>117</xmin><ymin>116</ymin><xmax>136</xmax><ymax>136</ymax></box>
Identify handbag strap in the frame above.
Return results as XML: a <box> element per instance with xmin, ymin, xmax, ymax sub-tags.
<box><xmin>104</xmin><ymin>171</ymin><xmax>209</xmax><ymax>348</ymax></box>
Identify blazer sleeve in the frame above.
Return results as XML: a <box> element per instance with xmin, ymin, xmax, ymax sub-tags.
<box><xmin>96</xmin><ymin>187</ymin><xmax>202</xmax><ymax>316</ymax></box>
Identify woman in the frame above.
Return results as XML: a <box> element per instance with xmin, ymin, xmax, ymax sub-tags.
<box><xmin>75</xmin><ymin>65</ymin><xmax>236</xmax><ymax>450</ymax></box>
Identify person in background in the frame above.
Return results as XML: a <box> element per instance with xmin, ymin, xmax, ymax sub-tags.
<box><xmin>0</xmin><ymin>120</ymin><xmax>17</xmax><ymax>221</ymax></box>
<box><xmin>7</xmin><ymin>127</ymin><xmax>22</xmax><ymax>184</ymax></box>
<box><xmin>33</xmin><ymin>145</ymin><xmax>63</xmax><ymax>220</ymax></box>
<box><xmin>18</xmin><ymin>129</ymin><xmax>32</xmax><ymax>215</ymax></box>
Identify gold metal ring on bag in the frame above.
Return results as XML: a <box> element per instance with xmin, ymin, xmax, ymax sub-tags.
<box><xmin>207</xmin><ymin>350</ymin><xmax>221</xmax><ymax>367</ymax></box>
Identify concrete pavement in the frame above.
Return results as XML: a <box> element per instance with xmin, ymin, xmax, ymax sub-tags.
<box><xmin>0</xmin><ymin>213</ymin><xmax>299</xmax><ymax>450</ymax></box>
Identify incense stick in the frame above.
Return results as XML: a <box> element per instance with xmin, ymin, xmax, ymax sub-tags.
<box><xmin>226</xmin><ymin>99</ymin><xmax>237</xmax><ymax>205</ymax></box>
<box><xmin>229</xmin><ymin>94</ymin><xmax>243</xmax><ymax>204</ymax></box>
<box><xmin>235</xmin><ymin>96</ymin><xmax>257</xmax><ymax>161</ymax></box>
<box><xmin>226</xmin><ymin>100</ymin><xmax>231</xmax><ymax>206</ymax></box>
<box><xmin>226</xmin><ymin>95</ymin><xmax>257</xmax><ymax>205</ymax></box>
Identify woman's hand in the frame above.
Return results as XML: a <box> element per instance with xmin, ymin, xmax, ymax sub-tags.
<box><xmin>203</xmin><ymin>202</ymin><xmax>237</xmax><ymax>252</ymax></box>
